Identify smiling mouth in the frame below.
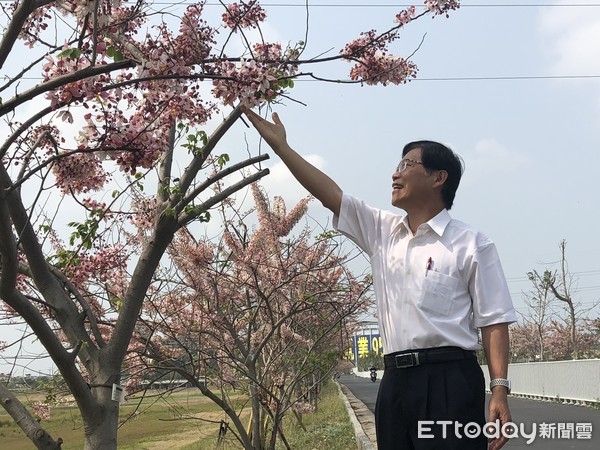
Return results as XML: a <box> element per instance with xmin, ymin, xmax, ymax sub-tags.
<box><xmin>392</xmin><ymin>184</ymin><xmax>403</xmax><ymax>190</ymax></box>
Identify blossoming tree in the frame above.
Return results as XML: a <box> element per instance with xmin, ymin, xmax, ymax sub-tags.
<box><xmin>0</xmin><ymin>0</ymin><xmax>460</xmax><ymax>448</ymax></box>
<box><xmin>130</xmin><ymin>184</ymin><xmax>372</xmax><ymax>449</ymax></box>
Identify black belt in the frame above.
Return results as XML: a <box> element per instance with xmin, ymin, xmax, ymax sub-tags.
<box><xmin>384</xmin><ymin>346</ymin><xmax>476</xmax><ymax>369</ymax></box>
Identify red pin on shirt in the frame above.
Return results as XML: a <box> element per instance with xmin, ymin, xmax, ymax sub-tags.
<box><xmin>425</xmin><ymin>257</ymin><xmax>433</xmax><ymax>277</ymax></box>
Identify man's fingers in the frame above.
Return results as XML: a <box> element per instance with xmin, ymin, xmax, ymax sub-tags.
<box><xmin>242</xmin><ymin>107</ymin><xmax>257</xmax><ymax>121</ymax></box>
<box><xmin>272</xmin><ymin>112</ymin><xmax>281</xmax><ymax>126</ymax></box>
<box><xmin>242</xmin><ymin>107</ymin><xmax>273</xmax><ymax>127</ymax></box>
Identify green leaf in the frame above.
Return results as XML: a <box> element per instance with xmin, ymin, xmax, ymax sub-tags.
<box><xmin>57</xmin><ymin>48</ymin><xmax>82</xmax><ymax>60</ymax></box>
<box><xmin>198</xmin><ymin>211</ymin><xmax>211</xmax><ymax>223</ymax></box>
<box><xmin>217</xmin><ymin>153</ymin><xmax>230</xmax><ymax>170</ymax></box>
<box><xmin>110</xmin><ymin>296</ymin><xmax>124</xmax><ymax>310</ymax></box>
<box><xmin>106</xmin><ymin>46</ymin><xmax>124</xmax><ymax>62</ymax></box>
<box><xmin>198</xmin><ymin>130</ymin><xmax>208</xmax><ymax>146</ymax></box>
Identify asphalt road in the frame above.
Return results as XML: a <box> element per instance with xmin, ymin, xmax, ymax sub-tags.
<box><xmin>339</xmin><ymin>374</ymin><xmax>600</xmax><ymax>449</ymax></box>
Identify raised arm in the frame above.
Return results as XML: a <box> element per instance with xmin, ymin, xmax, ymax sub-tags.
<box><xmin>243</xmin><ymin>108</ymin><xmax>342</xmax><ymax>216</ymax></box>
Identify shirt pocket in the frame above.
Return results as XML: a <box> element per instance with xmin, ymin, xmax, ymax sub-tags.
<box><xmin>418</xmin><ymin>271</ymin><xmax>460</xmax><ymax>315</ymax></box>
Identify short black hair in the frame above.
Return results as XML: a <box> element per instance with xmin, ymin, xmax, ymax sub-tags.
<box><xmin>402</xmin><ymin>140</ymin><xmax>464</xmax><ymax>209</ymax></box>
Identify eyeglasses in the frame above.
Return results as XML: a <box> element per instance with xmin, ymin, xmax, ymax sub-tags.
<box><xmin>395</xmin><ymin>158</ymin><xmax>423</xmax><ymax>173</ymax></box>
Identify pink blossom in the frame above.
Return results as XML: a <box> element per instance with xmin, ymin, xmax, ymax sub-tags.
<box><xmin>222</xmin><ymin>1</ymin><xmax>267</xmax><ymax>30</ymax></box>
<box><xmin>395</xmin><ymin>6</ymin><xmax>416</xmax><ymax>26</ymax></box>
<box><xmin>13</xmin><ymin>4</ymin><xmax>52</xmax><ymax>48</ymax></box>
<box><xmin>349</xmin><ymin>54</ymin><xmax>418</xmax><ymax>86</ymax></box>
<box><xmin>212</xmin><ymin>57</ymin><xmax>297</xmax><ymax>107</ymax></box>
<box><xmin>65</xmin><ymin>244</ymin><xmax>129</xmax><ymax>291</ymax></box>
<box><xmin>31</xmin><ymin>401</ymin><xmax>51</xmax><ymax>421</ymax></box>
<box><xmin>424</xmin><ymin>0</ymin><xmax>460</xmax><ymax>17</ymax></box>
<box><xmin>291</xmin><ymin>401</ymin><xmax>315</xmax><ymax>414</ymax></box>
<box><xmin>52</xmin><ymin>151</ymin><xmax>110</xmax><ymax>194</ymax></box>
<box><xmin>131</xmin><ymin>196</ymin><xmax>158</xmax><ymax>232</ymax></box>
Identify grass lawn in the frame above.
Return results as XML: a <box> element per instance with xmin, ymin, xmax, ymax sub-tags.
<box><xmin>0</xmin><ymin>382</ymin><xmax>357</xmax><ymax>449</ymax></box>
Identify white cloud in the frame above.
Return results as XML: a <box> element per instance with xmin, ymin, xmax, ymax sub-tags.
<box><xmin>257</xmin><ymin>154</ymin><xmax>325</xmax><ymax>214</ymax></box>
<box><xmin>537</xmin><ymin>2</ymin><xmax>600</xmax><ymax>74</ymax></box>
<box><xmin>460</xmin><ymin>138</ymin><xmax>531</xmax><ymax>191</ymax></box>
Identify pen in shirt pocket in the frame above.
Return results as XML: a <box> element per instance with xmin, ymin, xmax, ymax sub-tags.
<box><xmin>425</xmin><ymin>257</ymin><xmax>432</xmax><ymax>277</ymax></box>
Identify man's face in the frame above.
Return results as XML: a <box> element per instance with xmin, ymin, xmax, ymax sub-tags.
<box><xmin>391</xmin><ymin>148</ymin><xmax>437</xmax><ymax>210</ymax></box>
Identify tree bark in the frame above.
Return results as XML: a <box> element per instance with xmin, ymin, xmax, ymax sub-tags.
<box><xmin>83</xmin><ymin>387</ymin><xmax>119</xmax><ymax>450</ymax></box>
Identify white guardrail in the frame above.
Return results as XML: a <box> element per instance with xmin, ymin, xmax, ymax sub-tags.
<box><xmin>482</xmin><ymin>359</ymin><xmax>600</xmax><ymax>404</ymax></box>
<box><xmin>355</xmin><ymin>359</ymin><xmax>600</xmax><ymax>405</ymax></box>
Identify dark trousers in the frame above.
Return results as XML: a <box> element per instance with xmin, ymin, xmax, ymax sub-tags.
<box><xmin>375</xmin><ymin>352</ymin><xmax>487</xmax><ymax>450</ymax></box>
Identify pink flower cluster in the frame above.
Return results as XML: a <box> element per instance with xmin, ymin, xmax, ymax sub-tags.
<box><xmin>349</xmin><ymin>54</ymin><xmax>418</xmax><ymax>86</ymax></box>
<box><xmin>253</xmin><ymin>42</ymin><xmax>283</xmax><ymax>60</ymax></box>
<box><xmin>42</xmin><ymin>52</ymin><xmax>110</xmax><ymax>110</ymax></box>
<box><xmin>52</xmin><ymin>152</ymin><xmax>109</xmax><ymax>194</ymax></box>
<box><xmin>131</xmin><ymin>196</ymin><xmax>158</xmax><ymax>232</ymax></box>
<box><xmin>395</xmin><ymin>6</ymin><xmax>416</xmax><ymax>26</ymax></box>
<box><xmin>424</xmin><ymin>0</ymin><xmax>460</xmax><ymax>17</ymax></box>
<box><xmin>291</xmin><ymin>401</ymin><xmax>315</xmax><ymax>414</ymax></box>
<box><xmin>222</xmin><ymin>1</ymin><xmax>267</xmax><ymax>30</ymax></box>
<box><xmin>14</xmin><ymin>4</ymin><xmax>52</xmax><ymax>48</ymax></box>
<box><xmin>343</xmin><ymin>31</ymin><xmax>418</xmax><ymax>86</ymax></box>
<box><xmin>177</xmin><ymin>5</ymin><xmax>217</xmax><ymax>63</ymax></box>
<box><xmin>31</xmin><ymin>401</ymin><xmax>51</xmax><ymax>421</ymax></box>
<box><xmin>68</xmin><ymin>244</ymin><xmax>128</xmax><ymax>289</ymax></box>
<box><xmin>341</xmin><ymin>30</ymin><xmax>388</xmax><ymax>59</ymax></box>
<box><xmin>212</xmin><ymin>56</ymin><xmax>296</xmax><ymax>107</ymax></box>
<box><xmin>241</xmin><ymin>184</ymin><xmax>310</xmax><ymax>259</ymax></box>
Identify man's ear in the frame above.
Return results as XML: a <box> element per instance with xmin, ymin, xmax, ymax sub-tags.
<box><xmin>433</xmin><ymin>170</ymin><xmax>448</xmax><ymax>187</ymax></box>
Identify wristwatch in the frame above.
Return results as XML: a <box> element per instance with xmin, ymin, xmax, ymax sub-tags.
<box><xmin>489</xmin><ymin>378</ymin><xmax>511</xmax><ymax>394</ymax></box>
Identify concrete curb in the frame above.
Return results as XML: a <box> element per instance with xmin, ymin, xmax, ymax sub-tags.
<box><xmin>336</xmin><ymin>381</ymin><xmax>377</xmax><ymax>450</ymax></box>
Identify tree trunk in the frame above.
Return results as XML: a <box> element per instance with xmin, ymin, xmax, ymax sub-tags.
<box><xmin>537</xmin><ymin>324</ymin><xmax>544</xmax><ymax>361</ymax></box>
<box><xmin>569</xmin><ymin>302</ymin><xmax>578</xmax><ymax>359</ymax></box>
<box><xmin>83</xmin><ymin>386</ymin><xmax>120</xmax><ymax>449</ymax></box>
<box><xmin>248</xmin><ymin>366</ymin><xmax>263</xmax><ymax>450</ymax></box>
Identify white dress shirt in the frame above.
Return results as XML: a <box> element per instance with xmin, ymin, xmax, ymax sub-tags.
<box><xmin>334</xmin><ymin>194</ymin><xmax>517</xmax><ymax>354</ymax></box>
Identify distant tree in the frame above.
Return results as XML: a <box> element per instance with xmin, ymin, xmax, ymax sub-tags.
<box><xmin>544</xmin><ymin>319</ymin><xmax>599</xmax><ymax>360</ymax></box>
<box><xmin>523</xmin><ymin>240</ymin><xmax>599</xmax><ymax>360</ymax></box>
<box><xmin>509</xmin><ymin>322</ymin><xmax>540</xmax><ymax>362</ymax></box>
<box><xmin>546</xmin><ymin>240</ymin><xmax>580</xmax><ymax>358</ymax></box>
<box><xmin>522</xmin><ymin>270</ymin><xmax>554</xmax><ymax>361</ymax></box>
<box><xmin>127</xmin><ymin>184</ymin><xmax>372</xmax><ymax>450</ymax></box>
<box><xmin>510</xmin><ymin>320</ymin><xmax>598</xmax><ymax>362</ymax></box>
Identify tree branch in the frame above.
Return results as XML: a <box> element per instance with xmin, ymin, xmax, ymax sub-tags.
<box><xmin>179</xmin><ymin>153</ymin><xmax>270</xmax><ymax>210</ymax></box>
<box><xmin>0</xmin><ymin>384</ymin><xmax>63</xmax><ymax>450</ymax></box>
<box><xmin>178</xmin><ymin>105</ymin><xmax>245</xmax><ymax>194</ymax></box>
<box><xmin>0</xmin><ymin>60</ymin><xmax>135</xmax><ymax>117</ymax></box>
<box><xmin>0</xmin><ymin>0</ymin><xmax>55</xmax><ymax>70</ymax></box>
<box><xmin>178</xmin><ymin>168</ymin><xmax>270</xmax><ymax>227</ymax></box>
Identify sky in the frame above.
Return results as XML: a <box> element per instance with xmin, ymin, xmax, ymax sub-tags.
<box><xmin>3</xmin><ymin>0</ymin><xmax>600</xmax><ymax>374</ymax></box>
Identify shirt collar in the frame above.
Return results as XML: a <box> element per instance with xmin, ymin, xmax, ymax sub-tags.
<box><xmin>398</xmin><ymin>209</ymin><xmax>452</xmax><ymax>237</ymax></box>
<box><xmin>427</xmin><ymin>209</ymin><xmax>452</xmax><ymax>236</ymax></box>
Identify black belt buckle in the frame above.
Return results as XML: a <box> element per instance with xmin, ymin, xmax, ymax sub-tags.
<box><xmin>395</xmin><ymin>352</ymin><xmax>420</xmax><ymax>368</ymax></box>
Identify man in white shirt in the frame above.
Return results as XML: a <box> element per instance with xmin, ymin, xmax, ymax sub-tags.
<box><xmin>243</xmin><ymin>108</ymin><xmax>516</xmax><ymax>450</ymax></box>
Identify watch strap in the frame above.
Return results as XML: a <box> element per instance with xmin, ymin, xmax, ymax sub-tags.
<box><xmin>489</xmin><ymin>378</ymin><xmax>511</xmax><ymax>394</ymax></box>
